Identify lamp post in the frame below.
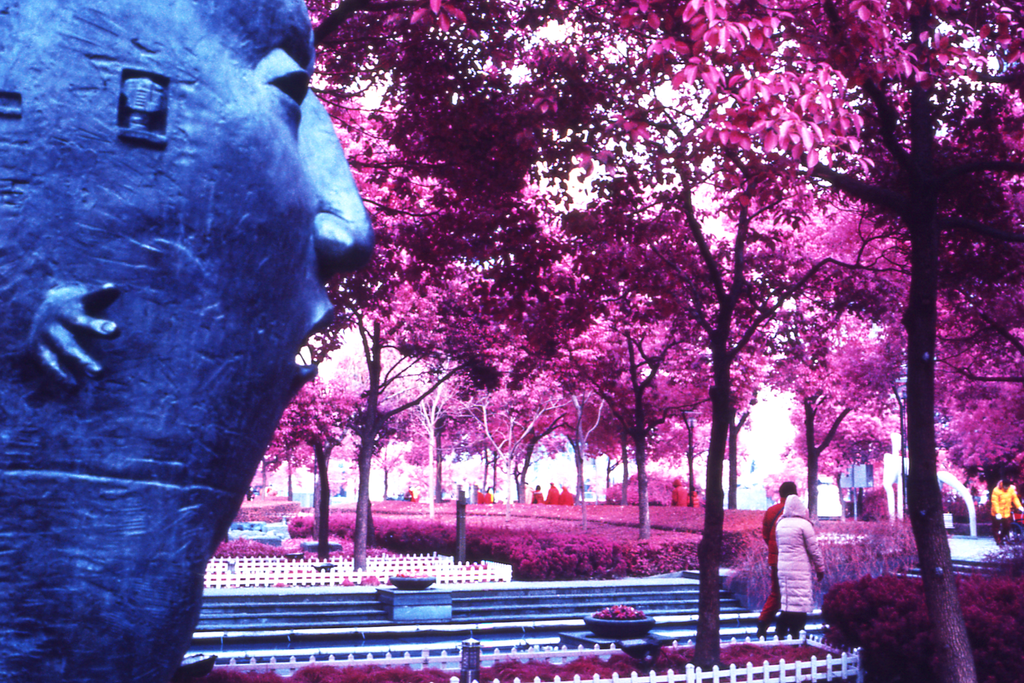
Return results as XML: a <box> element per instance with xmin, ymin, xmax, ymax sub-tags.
<box><xmin>684</xmin><ymin>411</ymin><xmax>696</xmax><ymax>507</ymax></box>
<box><xmin>894</xmin><ymin>376</ymin><xmax>908</xmax><ymax>516</ymax></box>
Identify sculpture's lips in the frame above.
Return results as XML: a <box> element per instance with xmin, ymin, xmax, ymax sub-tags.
<box><xmin>293</xmin><ymin>304</ymin><xmax>335</xmax><ymax>387</ymax></box>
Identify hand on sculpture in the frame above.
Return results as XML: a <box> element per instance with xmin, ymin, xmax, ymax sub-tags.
<box><xmin>31</xmin><ymin>283</ymin><xmax>121</xmax><ymax>384</ymax></box>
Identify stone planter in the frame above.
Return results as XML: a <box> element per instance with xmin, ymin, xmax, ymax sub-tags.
<box><xmin>377</xmin><ymin>586</ymin><xmax>452</xmax><ymax>621</ymax></box>
<box><xmin>583</xmin><ymin>616</ymin><xmax>656</xmax><ymax>639</ymax></box>
<box><xmin>389</xmin><ymin>576</ymin><xmax>436</xmax><ymax>590</ymax></box>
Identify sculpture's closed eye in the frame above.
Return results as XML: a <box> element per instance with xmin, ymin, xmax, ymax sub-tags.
<box><xmin>256</xmin><ymin>48</ymin><xmax>310</xmax><ymax>109</ymax></box>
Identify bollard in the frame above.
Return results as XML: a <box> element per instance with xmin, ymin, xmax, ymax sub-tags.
<box><xmin>456</xmin><ymin>487</ymin><xmax>467</xmax><ymax>564</ymax></box>
<box><xmin>460</xmin><ymin>637</ymin><xmax>480</xmax><ymax>683</ymax></box>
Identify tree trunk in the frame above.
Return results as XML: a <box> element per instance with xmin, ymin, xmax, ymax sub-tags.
<box><xmin>287</xmin><ymin>459</ymin><xmax>293</xmax><ymax>502</ymax></box>
<box><xmin>353</xmin><ymin>321</ymin><xmax>382</xmax><ymax>572</ymax></box>
<box><xmin>434</xmin><ymin>422</ymin><xmax>444</xmax><ymax>503</ymax></box>
<box><xmin>727</xmin><ymin>410</ymin><xmax>739</xmax><ymax>510</ymax></box>
<box><xmin>804</xmin><ymin>400</ymin><xmax>820</xmax><ymax>521</ymax></box>
<box><xmin>312</xmin><ymin>468</ymin><xmax>320</xmax><ymax>536</ymax></box>
<box><xmin>482</xmin><ymin>447</ymin><xmax>490</xmax><ymax>497</ymax></box>
<box><xmin>904</xmin><ymin>200</ymin><xmax>977</xmax><ymax>683</ymax></box>
<box><xmin>694</xmin><ymin>348</ymin><xmax>731</xmax><ymax>667</ymax></box>
<box><xmin>315</xmin><ymin>442</ymin><xmax>332</xmax><ymax>561</ymax></box>
<box><xmin>620</xmin><ymin>431</ymin><xmax>630</xmax><ymax>506</ymax></box>
<box><xmin>633</xmin><ymin>430</ymin><xmax>651</xmax><ymax>540</ymax></box>
<box><xmin>574</xmin><ymin>442</ymin><xmax>587</xmax><ymax>531</ymax></box>
<box><xmin>353</xmin><ymin>434</ymin><xmax>374</xmax><ymax>570</ymax></box>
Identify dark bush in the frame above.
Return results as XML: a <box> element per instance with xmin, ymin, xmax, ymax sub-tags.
<box><xmin>822</xmin><ymin>574</ymin><xmax>1024</xmax><ymax>683</ymax></box>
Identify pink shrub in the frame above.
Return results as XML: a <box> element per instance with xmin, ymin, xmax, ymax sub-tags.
<box><xmin>212</xmin><ymin>539</ymin><xmax>288</xmax><ymax>558</ymax></box>
<box><xmin>287</xmin><ymin>514</ymin><xmax>357</xmax><ymax>539</ymax></box>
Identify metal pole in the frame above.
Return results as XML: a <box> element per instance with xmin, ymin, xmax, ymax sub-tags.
<box><xmin>894</xmin><ymin>378</ymin><xmax>908</xmax><ymax>518</ymax></box>
<box><xmin>685</xmin><ymin>413</ymin><xmax>696</xmax><ymax>507</ymax></box>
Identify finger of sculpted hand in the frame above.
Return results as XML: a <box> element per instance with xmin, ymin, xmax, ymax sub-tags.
<box><xmin>31</xmin><ymin>284</ymin><xmax>122</xmax><ymax>383</ymax></box>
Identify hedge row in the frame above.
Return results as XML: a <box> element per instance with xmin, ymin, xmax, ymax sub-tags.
<box><xmin>286</xmin><ymin>514</ymin><xmax>749</xmax><ymax>580</ymax></box>
<box><xmin>823</xmin><ymin>574</ymin><xmax>1024</xmax><ymax>683</ymax></box>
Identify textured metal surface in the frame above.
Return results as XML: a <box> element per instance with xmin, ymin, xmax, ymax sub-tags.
<box><xmin>0</xmin><ymin>2</ymin><xmax>371</xmax><ymax>682</ymax></box>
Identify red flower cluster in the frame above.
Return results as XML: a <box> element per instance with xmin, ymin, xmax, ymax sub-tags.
<box><xmin>592</xmin><ymin>605</ymin><xmax>646</xmax><ymax>620</ymax></box>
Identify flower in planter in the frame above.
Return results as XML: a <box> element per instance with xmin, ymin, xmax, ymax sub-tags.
<box><xmin>593</xmin><ymin>605</ymin><xmax>646</xmax><ymax>620</ymax></box>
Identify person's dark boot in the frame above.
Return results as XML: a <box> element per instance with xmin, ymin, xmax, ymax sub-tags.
<box><xmin>756</xmin><ymin>619</ymin><xmax>770</xmax><ymax>640</ymax></box>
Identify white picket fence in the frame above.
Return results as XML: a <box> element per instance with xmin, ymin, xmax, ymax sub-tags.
<box><xmin>205</xmin><ymin>554</ymin><xmax>512</xmax><ymax>589</ymax></box>
<box><xmin>217</xmin><ymin>636</ymin><xmax>862</xmax><ymax>682</ymax></box>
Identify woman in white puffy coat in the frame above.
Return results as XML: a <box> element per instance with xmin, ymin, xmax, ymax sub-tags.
<box><xmin>774</xmin><ymin>494</ymin><xmax>825</xmax><ymax>640</ymax></box>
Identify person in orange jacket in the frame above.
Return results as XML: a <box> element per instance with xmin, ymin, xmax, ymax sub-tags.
<box><xmin>547</xmin><ymin>483</ymin><xmax>560</xmax><ymax>504</ymax></box>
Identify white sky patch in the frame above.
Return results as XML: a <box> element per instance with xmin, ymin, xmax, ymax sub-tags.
<box><xmin>740</xmin><ymin>388</ymin><xmax>796</xmax><ymax>480</ymax></box>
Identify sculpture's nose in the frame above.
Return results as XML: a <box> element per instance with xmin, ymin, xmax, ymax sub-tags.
<box><xmin>300</xmin><ymin>95</ymin><xmax>374</xmax><ymax>279</ymax></box>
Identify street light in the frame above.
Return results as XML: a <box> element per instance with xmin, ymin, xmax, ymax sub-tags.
<box><xmin>894</xmin><ymin>376</ymin><xmax>908</xmax><ymax>515</ymax></box>
<box><xmin>683</xmin><ymin>411</ymin><xmax>696</xmax><ymax>507</ymax></box>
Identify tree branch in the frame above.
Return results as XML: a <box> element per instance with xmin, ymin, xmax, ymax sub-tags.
<box><xmin>940</xmin><ymin>160</ymin><xmax>1024</xmax><ymax>185</ymax></box>
<box><xmin>939</xmin><ymin>216</ymin><xmax>1024</xmax><ymax>243</ymax></box>
<box><xmin>314</xmin><ymin>0</ymin><xmax>419</xmax><ymax>45</ymax></box>
<box><xmin>817</xmin><ymin>406</ymin><xmax>854</xmax><ymax>454</ymax></box>
<box><xmin>861</xmin><ymin>79</ymin><xmax>913</xmax><ymax>171</ymax></box>
<box><xmin>382</xmin><ymin>363</ymin><xmax>466</xmax><ymax>421</ymax></box>
<box><xmin>812</xmin><ymin>164</ymin><xmax>906</xmax><ymax>215</ymax></box>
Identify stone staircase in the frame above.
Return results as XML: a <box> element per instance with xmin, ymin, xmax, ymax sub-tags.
<box><xmin>196</xmin><ymin>576</ymin><xmax>745</xmax><ymax>633</ymax></box>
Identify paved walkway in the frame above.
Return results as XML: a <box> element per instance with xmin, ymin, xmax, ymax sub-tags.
<box><xmin>947</xmin><ymin>534</ymin><xmax>999</xmax><ymax>561</ymax></box>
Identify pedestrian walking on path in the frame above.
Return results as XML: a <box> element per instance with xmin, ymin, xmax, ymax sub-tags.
<box><xmin>775</xmin><ymin>495</ymin><xmax>825</xmax><ymax>640</ymax></box>
<box><xmin>756</xmin><ymin>481</ymin><xmax>797</xmax><ymax>639</ymax></box>
<box><xmin>991</xmin><ymin>479</ymin><xmax>1023</xmax><ymax>546</ymax></box>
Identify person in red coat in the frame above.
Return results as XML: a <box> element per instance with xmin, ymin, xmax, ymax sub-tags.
<box><xmin>547</xmin><ymin>483</ymin><xmax>560</xmax><ymax>504</ymax></box>
<box><xmin>531</xmin><ymin>486</ymin><xmax>544</xmax><ymax>504</ymax></box>
<box><xmin>559</xmin><ymin>486</ymin><xmax>575</xmax><ymax>505</ymax></box>
<box><xmin>757</xmin><ymin>481</ymin><xmax>798</xmax><ymax>639</ymax></box>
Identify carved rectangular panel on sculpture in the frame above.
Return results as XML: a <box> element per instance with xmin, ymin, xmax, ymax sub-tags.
<box><xmin>0</xmin><ymin>92</ymin><xmax>21</xmax><ymax>118</ymax></box>
<box><xmin>117</xmin><ymin>69</ymin><xmax>169</xmax><ymax>148</ymax></box>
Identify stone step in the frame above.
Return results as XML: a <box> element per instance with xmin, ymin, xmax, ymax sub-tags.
<box><xmin>195</xmin><ymin>579</ymin><xmax>742</xmax><ymax>633</ymax></box>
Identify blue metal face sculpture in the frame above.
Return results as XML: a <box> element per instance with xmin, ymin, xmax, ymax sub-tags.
<box><xmin>0</xmin><ymin>2</ymin><xmax>372</xmax><ymax>681</ymax></box>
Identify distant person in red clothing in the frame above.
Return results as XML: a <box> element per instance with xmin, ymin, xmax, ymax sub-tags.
<box><xmin>547</xmin><ymin>483</ymin><xmax>560</xmax><ymax>504</ymax></box>
<box><xmin>559</xmin><ymin>486</ymin><xmax>575</xmax><ymax>505</ymax></box>
<box><xmin>485</xmin><ymin>487</ymin><xmax>495</xmax><ymax>504</ymax></box>
<box><xmin>531</xmin><ymin>486</ymin><xmax>544</xmax><ymax>504</ymax></box>
<box><xmin>671</xmin><ymin>478</ymin><xmax>686</xmax><ymax>507</ymax></box>
<box><xmin>757</xmin><ymin>481</ymin><xmax>798</xmax><ymax>639</ymax></box>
